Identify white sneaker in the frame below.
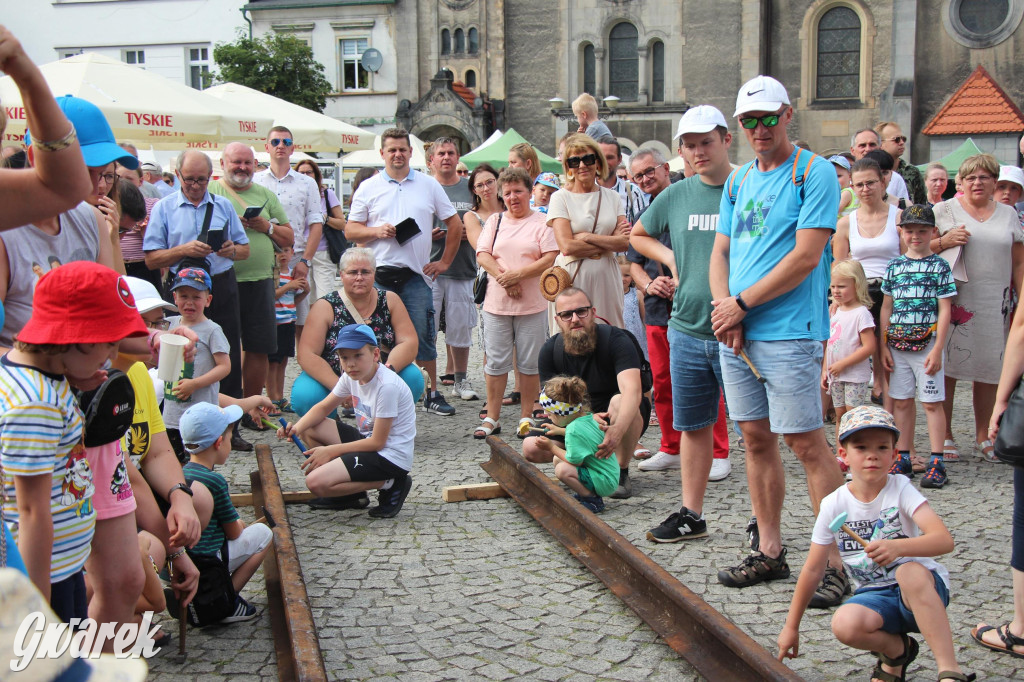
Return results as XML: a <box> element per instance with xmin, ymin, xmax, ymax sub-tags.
<box><xmin>453</xmin><ymin>379</ymin><xmax>479</xmax><ymax>401</ymax></box>
<box><xmin>637</xmin><ymin>451</ymin><xmax>681</xmax><ymax>471</ymax></box>
<box><xmin>708</xmin><ymin>458</ymin><xmax>732</xmax><ymax>481</ymax></box>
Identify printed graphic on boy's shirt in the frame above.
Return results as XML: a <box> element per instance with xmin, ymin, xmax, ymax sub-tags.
<box><xmin>735</xmin><ymin>198</ymin><xmax>772</xmax><ymax>241</ymax></box>
<box><xmin>60</xmin><ymin>443</ymin><xmax>95</xmax><ymax>516</ymax></box>
<box><xmin>840</xmin><ymin>506</ymin><xmax>910</xmax><ymax>587</ymax></box>
<box><xmin>353</xmin><ymin>396</ymin><xmax>375</xmax><ymax>434</ymax></box>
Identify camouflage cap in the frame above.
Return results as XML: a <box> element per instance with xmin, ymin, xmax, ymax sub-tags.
<box><xmin>838</xmin><ymin>405</ymin><xmax>901</xmax><ymax>442</ymax></box>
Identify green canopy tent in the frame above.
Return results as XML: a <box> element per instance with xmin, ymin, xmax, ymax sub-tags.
<box><xmin>915</xmin><ymin>137</ymin><xmax>983</xmax><ymax>174</ymax></box>
<box><xmin>461</xmin><ymin>128</ymin><xmax>562</xmax><ymax>174</ymax></box>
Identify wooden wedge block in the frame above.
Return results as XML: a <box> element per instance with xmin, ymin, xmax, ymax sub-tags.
<box><xmin>442</xmin><ymin>482</ymin><xmax>510</xmax><ymax>502</ymax></box>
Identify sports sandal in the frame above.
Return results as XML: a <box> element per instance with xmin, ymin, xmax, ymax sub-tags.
<box><xmin>502</xmin><ymin>391</ymin><xmax>521</xmax><ymax>406</ymax></box>
<box><xmin>943</xmin><ymin>439</ymin><xmax>960</xmax><ymax>461</ymax></box>
<box><xmin>870</xmin><ymin>633</ymin><xmax>918</xmax><ymax>682</ymax></box>
<box><xmin>936</xmin><ymin>672</ymin><xmax>976</xmax><ymax>682</ymax></box>
<box><xmin>976</xmin><ymin>439</ymin><xmax>999</xmax><ymax>463</ymax></box>
<box><xmin>971</xmin><ymin>623</ymin><xmax>1024</xmax><ymax>659</ymax></box>
<box><xmin>474</xmin><ymin>417</ymin><xmax>501</xmax><ymax>439</ymax></box>
<box><xmin>516</xmin><ymin>418</ymin><xmax>533</xmax><ymax>439</ymax></box>
<box><xmin>440</xmin><ymin>373</ymin><xmax>455</xmax><ymax>385</ymax></box>
<box><xmin>717</xmin><ymin>548</ymin><xmax>790</xmax><ymax>588</ymax></box>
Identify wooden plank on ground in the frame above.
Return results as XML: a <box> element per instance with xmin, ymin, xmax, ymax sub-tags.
<box><xmin>442</xmin><ymin>482</ymin><xmax>510</xmax><ymax>502</ymax></box>
<box><xmin>231</xmin><ymin>490</ymin><xmax>316</xmax><ymax>506</ymax></box>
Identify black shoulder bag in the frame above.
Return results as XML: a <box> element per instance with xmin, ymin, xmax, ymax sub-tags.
<box><xmin>178</xmin><ymin>202</ymin><xmax>215</xmax><ymax>273</ymax></box>
<box><xmin>994</xmin><ymin>378</ymin><xmax>1024</xmax><ymax>468</ymax></box>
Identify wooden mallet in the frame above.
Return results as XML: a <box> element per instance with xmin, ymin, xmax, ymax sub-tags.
<box><xmin>828</xmin><ymin>511</ymin><xmax>869</xmax><ymax>549</ymax></box>
<box><xmin>738</xmin><ymin>349</ymin><xmax>767</xmax><ymax>384</ymax></box>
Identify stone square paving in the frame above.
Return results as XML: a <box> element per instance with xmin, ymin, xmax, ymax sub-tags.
<box><xmin>148</xmin><ymin>338</ymin><xmax>1023</xmax><ymax>681</ymax></box>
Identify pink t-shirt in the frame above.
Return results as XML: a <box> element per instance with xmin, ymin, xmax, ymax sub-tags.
<box><xmin>826</xmin><ymin>305</ymin><xmax>875</xmax><ymax>383</ymax></box>
<box><xmin>87</xmin><ymin>441</ymin><xmax>136</xmax><ymax>521</ymax></box>
<box><xmin>477</xmin><ymin>210</ymin><xmax>558</xmax><ymax>316</ymax></box>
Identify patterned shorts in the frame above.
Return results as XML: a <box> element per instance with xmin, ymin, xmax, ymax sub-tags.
<box><xmin>829</xmin><ymin>380</ymin><xmax>871</xmax><ymax>409</ymax></box>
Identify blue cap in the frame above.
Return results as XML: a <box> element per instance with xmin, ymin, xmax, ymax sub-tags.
<box><xmin>536</xmin><ymin>172</ymin><xmax>560</xmax><ymax>190</ymax></box>
<box><xmin>26</xmin><ymin>95</ymin><xmax>139</xmax><ymax>170</ymax></box>
<box><xmin>171</xmin><ymin>267</ymin><xmax>212</xmax><ymax>292</ymax></box>
<box><xmin>828</xmin><ymin>154</ymin><xmax>852</xmax><ymax>171</ymax></box>
<box><xmin>334</xmin><ymin>323</ymin><xmax>378</xmax><ymax>350</ymax></box>
<box><xmin>179</xmin><ymin>403</ymin><xmax>244</xmax><ymax>453</ymax></box>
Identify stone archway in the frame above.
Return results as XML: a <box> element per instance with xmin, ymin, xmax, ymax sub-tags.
<box><xmin>418</xmin><ymin>124</ymin><xmax>471</xmax><ymax>155</ymax></box>
<box><xmin>396</xmin><ymin>70</ymin><xmax>494</xmax><ymax>153</ymax></box>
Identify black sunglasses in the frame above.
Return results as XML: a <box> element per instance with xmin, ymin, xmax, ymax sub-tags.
<box><xmin>739</xmin><ymin>114</ymin><xmax>782</xmax><ymax>130</ymax></box>
<box><xmin>566</xmin><ymin>153</ymin><xmax>598</xmax><ymax>169</ymax></box>
<box><xmin>269</xmin><ymin>138</ymin><xmax>294</xmax><ymax>147</ymax></box>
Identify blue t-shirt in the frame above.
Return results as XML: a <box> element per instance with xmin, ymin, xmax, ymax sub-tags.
<box><xmin>717</xmin><ymin>149</ymin><xmax>838</xmax><ymax>341</ymax></box>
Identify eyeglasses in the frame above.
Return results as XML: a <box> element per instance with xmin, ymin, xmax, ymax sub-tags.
<box><xmin>852</xmin><ymin>180</ymin><xmax>880</xmax><ymax>190</ymax></box>
<box><xmin>565</xmin><ymin>153</ymin><xmax>598</xmax><ymax>169</ymax></box>
<box><xmin>145</xmin><ymin>318</ymin><xmax>170</xmax><ymax>331</ymax></box>
<box><xmin>473</xmin><ymin>178</ymin><xmax>496</xmax><ymax>191</ymax></box>
<box><xmin>457</xmin><ymin>169</ymin><xmax>469</xmax><ymax>176</ymax></box>
<box><xmin>631</xmin><ymin>166</ymin><xmax>660</xmax><ymax>183</ymax></box>
<box><xmin>963</xmin><ymin>174</ymin><xmax>994</xmax><ymax>184</ymax></box>
<box><xmin>739</xmin><ymin>113</ymin><xmax>783</xmax><ymax>129</ymax></box>
<box><xmin>297</xmin><ymin>168</ymin><xmax>315</xmax><ymax>176</ymax></box>
<box><xmin>180</xmin><ymin>176</ymin><xmax>210</xmax><ymax>186</ymax></box>
<box><xmin>269</xmin><ymin>138</ymin><xmax>294</xmax><ymax>147</ymax></box>
<box><xmin>884</xmin><ymin>135</ymin><xmax>908</xmax><ymax>144</ymax></box>
<box><xmin>95</xmin><ymin>172</ymin><xmax>116</xmax><ymax>185</ymax></box>
<box><xmin>555</xmin><ymin>305</ymin><xmax>593</xmax><ymax>322</ymax></box>
<box><xmin>343</xmin><ymin>268</ymin><xmax>373</xmax><ymax>277</ymax></box>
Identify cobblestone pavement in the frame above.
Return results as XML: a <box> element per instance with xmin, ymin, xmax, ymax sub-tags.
<box><xmin>148</xmin><ymin>337</ymin><xmax>1023</xmax><ymax>681</ymax></box>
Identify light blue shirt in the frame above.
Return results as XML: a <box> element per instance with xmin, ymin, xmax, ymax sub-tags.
<box><xmin>143</xmin><ymin>190</ymin><xmax>249</xmax><ymax>275</ymax></box>
<box><xmin>717</xmin><ymin>148</ymin><xmax>838</xmax><ymax>341</ymax></box>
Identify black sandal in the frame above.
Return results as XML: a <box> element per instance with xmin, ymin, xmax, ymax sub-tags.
<box><xmin>871</xmin><ymin>633</ymin><xmax>918</xmax><ymax>682</ymax></box>
<box><xmin>971</xmin><ymin>623</ymin><xmax>1024</xmax><ymax>659</ymax></box>
<box><xmin>936</xmin><ymin>672</ymin><xmax>976</xmax><ymax>682</ymax></box>
<box><xmin>440</xmin><ymin>373</ymin><xmax>455</xmax><ymax>386</ymax></box>
<box><xmin>502</xmin><ymin>391</ymin><xmax>521</xmax><ymax>406</ymax></box>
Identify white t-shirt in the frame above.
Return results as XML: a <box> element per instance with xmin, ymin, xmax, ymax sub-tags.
<box><xmin>330</xmin><ymin>363</ymin><xmax>416</xmax><ymax>471</ymax></box>
<box><xmin>887</xmin><ymin>172</ymin><xmax>910</xmax><ymax>202</ymax></box>
<box><xmin>812</xmin><ymin>475</ymin><xmax>949</xmax><ymax>592</ymax></box>
<box><xmin>826</xmin><ymin>305</ymin><xmax>875</xmax><ymax>383</ymax></box>
<box><xmin>347</xmin><ymin>169</ymin><xmax>457</xmax><ymax>282</ymax></box>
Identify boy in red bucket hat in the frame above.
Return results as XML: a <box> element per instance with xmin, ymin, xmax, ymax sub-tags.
<box><xmin>0</xmin><ymin>261</ymin><xmax>146</xmax><ymax>622</ymax></box>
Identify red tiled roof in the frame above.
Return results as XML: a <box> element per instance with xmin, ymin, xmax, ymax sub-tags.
<box><xmin>923</xmin><ymin>64</ymin><xmax>1024</xmax><ymax>135</ymax></box>
<box><xmin>452</xmin><ymin>81</ymin><xmax>476</xmax><ymax>107</ymax></box>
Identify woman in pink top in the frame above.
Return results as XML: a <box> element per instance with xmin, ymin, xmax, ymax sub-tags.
<box><xmin>474</xmin><ymin>167</ymin><xmax>558</xmax><ymax>439</ymax></box>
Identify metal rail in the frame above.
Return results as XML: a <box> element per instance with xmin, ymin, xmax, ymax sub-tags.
<box><xmin>252</xmin><ymin>444</ymin><xmax>328</xmax><ymax>682</ymax></box>
<box><xmin>481</xmin><ymin>436</ymin><xmax>802</xmax><ymax>682</ymax></box>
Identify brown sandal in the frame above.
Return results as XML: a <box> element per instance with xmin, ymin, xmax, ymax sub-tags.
<box><xmin>870</xmin><ymin>633</ymin><xmax>918</xmax><ymax>682</ymax></box>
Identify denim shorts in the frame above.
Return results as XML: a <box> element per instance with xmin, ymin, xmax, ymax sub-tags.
<box><xmin>719</xmin><ymin>338</ymin><xmax>824</xmax><ymax>434</ymax></box>
<box><xmin>847</xmin><ymin>569</ymin><xmax>949</xmax><ymax>634</ymax></box>
<box><xmin>668</xmin><ymin>328</ymin><xmax>724</xmax><ymax>432</ymax></box>
<box><xmin>377</xmin><ymin>277</ymin><xmax>436</xmax><ymax>362</ymax></box>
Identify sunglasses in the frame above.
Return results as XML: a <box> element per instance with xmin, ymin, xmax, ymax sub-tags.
<box><xmin>565</xmin><ymin>153</ymin><xmax>598</xmax><ymax>169</ymax></box>
<box><xmin>884</xmin><ymin>135</ymin><xmax>908</xmax><ymax>144</ymax></box>
<box><xmin>269</xmin><ymin>138</ymin><xmax>294</xmax><ymax>147</ymax></box>
<box><xmin>739</xmin><ymin>113</ymin><xmax>783</xmax><ymax>129</ymax></box>
<box><xmin>555</xmin><ymin>305</ymin><xmax>593</xmax><ymax>322</ymax></box>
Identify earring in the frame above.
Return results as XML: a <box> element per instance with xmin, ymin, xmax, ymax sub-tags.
<box><xmin>566</xmin><ymin>169</ymin><xmax>574</xmax><ymax>181</ymax></box>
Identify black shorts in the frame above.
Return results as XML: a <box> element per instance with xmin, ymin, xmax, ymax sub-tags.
<box><xmin>333</xmin><ymin>420</ymin><xmax>409</xmax><ymax>482</ymax></box>
<box><xmin>268</xmin><ymin>322</ymin><xmax>296</xmax><ymax>363</ymax></box>
<box><xmin>238</xmin><ymin>279</ymin><xmax>277</xmax><ymax>354</ymax></box>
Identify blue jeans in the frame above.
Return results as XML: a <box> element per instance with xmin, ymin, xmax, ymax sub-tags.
<box><xmin>376</xmin><ymin>278</ymin><xmax>436</xmax><ymax>362</ymax></box>
<box><xmin>667</xmin><ymin>328</ymin><xmax>723</xmax><ymax>432</ymax></box>
<box><xmin>290</xmin><ymin>367</ymin><xmax>425</xmax><ymax>418</ymax></box>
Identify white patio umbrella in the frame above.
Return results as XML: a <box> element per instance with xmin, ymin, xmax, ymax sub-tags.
<box><xmin>204</xmin><ymin>82</ymin><xmax>374</xmax><ymax>153</ymax></box>
<box><xmin>340</xmin><ymin>134</ymin><xmax>428</xmax><ymax>170</ymax></box>
<box><xmin>0</xmin><ymin>53</ymin><xmax>273</xmax><ymax>149</ymax></box>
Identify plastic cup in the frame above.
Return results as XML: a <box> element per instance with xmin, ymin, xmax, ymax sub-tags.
<box><xmin>156</xmin><ymin>334</ymin><xmax>189</xmax><ymax>383</ymax></box>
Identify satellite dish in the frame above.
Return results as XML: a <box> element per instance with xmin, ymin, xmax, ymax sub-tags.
<box><xmin>361</xmin><ymin>48</ymin><xmax>383</xmax><ymax>73</ymax></box>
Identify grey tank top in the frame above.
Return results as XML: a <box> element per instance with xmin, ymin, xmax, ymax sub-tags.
<box><xmin>1</xmin><ymin>202</ymin><xmax>100</xmax><ymax>346</ymax></box>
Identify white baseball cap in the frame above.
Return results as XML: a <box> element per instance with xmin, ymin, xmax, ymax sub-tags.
<box><xmin>998</xmin><ymin>165</ymin><xmax>1024</xmax><ymax>191</ymax></box>
<box><xmin>125</xmin><ymin>276</ymin><xmax>178</xmax><ymax>314</ymax></box>
<box><xmin>734</xmin><ymin>75</ymin><xmax>791</xmax><ymax>117</ymax></box>
<box><xmin>676</xmin><ymin>105</ymin><xmax>728</xmax><ymax>139</ymax></box>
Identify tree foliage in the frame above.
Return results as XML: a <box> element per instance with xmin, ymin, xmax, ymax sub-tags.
<box><xmin>212</xmin><ymin>33</ymin><xmax>332</xmax><ymax>112</ymax></box>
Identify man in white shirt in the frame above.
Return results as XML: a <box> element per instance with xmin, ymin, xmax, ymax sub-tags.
<box><xmin>345</xmin><ymin>128</ymin><xmax>465</xmax><ymax>416</ymax></box>
<box><xmin>255</xmin><ymin>126</ymin><xmax>326</xmax><ymax>337</ymax></box>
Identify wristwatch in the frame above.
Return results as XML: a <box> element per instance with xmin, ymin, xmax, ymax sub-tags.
<box><xmin>299</xmin><ymin>258</ymin><xmax>312</xmax><ymax>267</ymax></box>
<box><xmin>267</xmin><ymin>223</ymin><xmax>275</xmax><ymax>236</ymax></box>
<box><xmin>168</xmin><ymin>483</ymin><xmax>194</xmax><ymax>500</ymax></box>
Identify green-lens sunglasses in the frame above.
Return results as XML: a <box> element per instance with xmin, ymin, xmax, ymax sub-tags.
<box><xmin>739</xmin><ymin>114</ymin><xmax>781</xmax><ymax>129</ymax></box>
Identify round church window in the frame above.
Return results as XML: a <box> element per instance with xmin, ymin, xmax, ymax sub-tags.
<box><xmin>945</xmin><ymin>0</ymin><xmax>1023</xmax><ymax>48</ymax></box>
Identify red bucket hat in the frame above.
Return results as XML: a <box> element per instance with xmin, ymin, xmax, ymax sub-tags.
<box><xmin>17</xmin><ymin>262</ymin><xmax>149</xmax><ymax>345</ymax></box>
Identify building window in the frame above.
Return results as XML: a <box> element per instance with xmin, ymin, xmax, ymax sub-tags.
<box><xmin>441</xmin><ymin>29</ymin><xmax>451</xmax><ymax>55</ymax></box>
<box><xmin>123</xmin><ymin>50</ymin><xmax>145</xmax><ymax>66</ymax></box>
<box><xmin>651</xmin><ymin>41</ymin><xmax>665</xmax><ymax>103</ymax></box>
<box><xmin>339</xmin><ymin>38</ymin><xmax>370</xmax><ymax>91</ymax></box>
<box><xmin>582</xmin><ymin>44</ymin><xmax>595</xmax><ymax>96</ymax></box>
<box><xmin>608</xmin><ymin>22</ymin><xmax>638</xmax><ymax>102</ymax></box>
<box><xmin>468</xmin><ymin>27</ymin><xmax>479</xmax><ymax>55</ymax></box>
<box><xmin>465</xmin><ymin>69</ymin><xmax>476</xmax><ymax>89</ymax></box>
<box><xmin>189</xmin><ymin>47</ymin><xmax>210</xmax><ymax>90</ymax></box>
<box><xmin>816</xmin><ymin>7</ymin><xmax>860</xmax><ymax>99</ymax></box>
<box><xmin>454</xmin><ymin>28</ymin><xmax>465</xmax><ymax>54</ymax></box>
<box><xmin>945</xmin><ymin>0</ymin><xmax>1023</xmax><ymax>49</ymax></box>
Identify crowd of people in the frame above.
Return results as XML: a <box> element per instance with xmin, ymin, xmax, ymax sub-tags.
<box><xmin>4</xmin><ymin>21</ymin><xmax>1024</xmax><ymax>680</ymax></box>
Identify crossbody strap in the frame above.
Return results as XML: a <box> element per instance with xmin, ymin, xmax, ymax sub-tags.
<box><xmin>339</xmin><ymin>289</ymin><xmax>368</xmax><ymax>325</ymax></box>
<box><xmin>198</xmin><ymin>202</ymin><xmax>214</xmax><ymax>242</ymax></box>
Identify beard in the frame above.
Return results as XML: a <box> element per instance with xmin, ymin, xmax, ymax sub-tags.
<box><xmin>563</xmin><ymin>326</ymin><xmax>597</xmax><ymax>355</ymax></box>
<box><xmin>223</xmin><ymin>170</ymin><xmax>251</xmax><ymax>189</ymax></box>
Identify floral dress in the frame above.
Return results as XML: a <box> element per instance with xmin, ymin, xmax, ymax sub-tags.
<box><xmin>320</xmin><ymin>289</ymin><xmax>397</xmax><ymax>375</ymax></box>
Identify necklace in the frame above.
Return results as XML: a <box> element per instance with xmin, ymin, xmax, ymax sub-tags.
<box><xmin>959</xmin><ymin>198</ymin><xmax>995</xmax><ymax>223</ymax></box>
<box><xmin>856</xmin><ymin>203</ymin><xmax>889</xmax><ymax>238</ymax></box>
